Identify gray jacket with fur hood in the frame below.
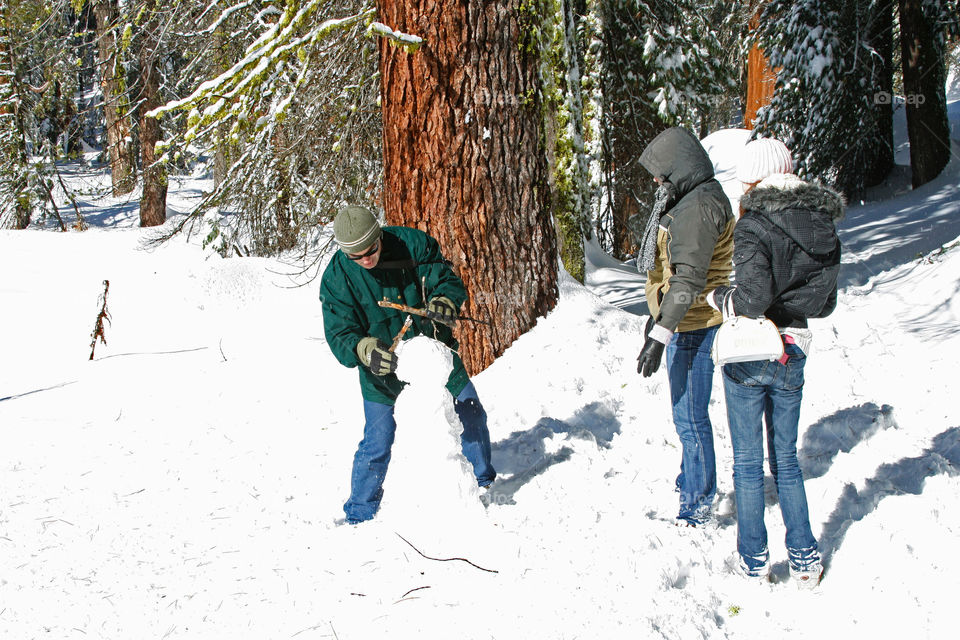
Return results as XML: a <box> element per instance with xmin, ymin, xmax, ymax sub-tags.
<box><xmin>723</xmin><ymin>173</ymin><xmax>843</xmax><ymax>328</ymax></box>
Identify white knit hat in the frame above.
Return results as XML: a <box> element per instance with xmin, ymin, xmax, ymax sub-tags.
<box><xmin>736</xmin><ymin>138</ymin><xmax>793</xmax><ymax>184</ymax></box>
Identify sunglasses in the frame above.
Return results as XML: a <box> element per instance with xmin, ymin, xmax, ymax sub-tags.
<box><xmin>346</xmin><ymin>240</ymin><xmax>381</xmax><ymax>260</ymax></box>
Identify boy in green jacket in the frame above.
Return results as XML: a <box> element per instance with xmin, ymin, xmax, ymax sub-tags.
<box><xmin>320</xmin><ymin>206</ymin><xmax>496</xmax><ymax>524</ymax></box>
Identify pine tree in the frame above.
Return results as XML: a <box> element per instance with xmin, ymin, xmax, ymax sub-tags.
<box><xmin>594</xmin><ymin>0</ymin><xmax>734</xmax><ymax>257</ymax></box>
<box><xmin>755</xmin><ymin>0</ymin><xmax>901</xmax><ymax>196</ymax></box>
<box><xmin>148</xmin><ymin>0</ymin><xmax>382</xmax><ymax>257</ymax></box>
<box><xmin>541</xmin><ymin>0</ymin><xmax>593</xmax><ymax>283</ymax></box>
<box><xmin>136</xmin><ymin>0</ymin><xmax>167</xmax><ymax>227</ymax></box>
<box><xmin>1</xmin><ymin>0</ymin><xmax>90</xmax><ymax>229</ymax></box>
<box><xmin>756</xmin><ymin>0</ymin><xmax>958</xmax><ymax>194</ymax></box>
<box><xmin>0</xmin><ymin>0</ymin><xmax>48</xmax><ymax>229</ymax></box>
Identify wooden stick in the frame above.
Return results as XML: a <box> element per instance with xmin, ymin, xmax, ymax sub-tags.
<box><xmin>396</xmin><ymin>533</ymin><xmax>498</xmax><ymax>573</ymax></box>
<box><xmin>377</xmin><ymin>299</ymin><xmax>490</xmax><ymax>326</ymax></box>
<box><xmin>379</xmin><ymin>299</ymin><xmax>437</xmax><ymax>321</ymax></box>
<box><xmin>389</xmin><ymin>315</ymin><xmax>413</xmax><ymax>352</ymax></box>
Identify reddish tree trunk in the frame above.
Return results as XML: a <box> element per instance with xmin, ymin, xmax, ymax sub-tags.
<box><xmin>744</xmin><ymin>8</ymin><xmax>777</xmax><ymax>130</ymax></box>
<box><xmin>377</xmin><ymin>0</ymin><xmax>559</xmax><ymax>374</ymax></box>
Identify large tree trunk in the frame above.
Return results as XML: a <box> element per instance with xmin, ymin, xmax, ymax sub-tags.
<box><xmin>92</xmin><ymin>0</ymin><xmax>135</xmax><ymax>196</ymax></box>
<box><xmin>377</xmin><ymin>0</ymin><xmax>559</xmax><ymax>374</ymax></box>
<box><xmin>865</xmin><ymin>0</ymin><xmax>894</xmax><ymax>187</ymax></box>
<box><xmin>138</xmin><ymin>0</ymin><xmax>166</xmax><ymax>228</ymax></box>
<box><xmin>899</xmin><ymin>0</ymin><xmax>951</xmax><ymax>188</ymax></box>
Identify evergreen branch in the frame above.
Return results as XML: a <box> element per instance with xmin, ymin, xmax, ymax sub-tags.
<box><xmin>146</xmin><ymin>5</ymin><xmax>375</xmax><ymax>121</ymax></box>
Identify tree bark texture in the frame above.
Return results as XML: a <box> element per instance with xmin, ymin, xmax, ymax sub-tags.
<box><xmin>138</xmin><ymin>0</ymin><xmax>167</xmax><ymax>228</ymax></box>
<box><xmin>865</xmin><ymin>0</ymin><xmax>894</xmax><ymax>187</ymax></box>
<box><xmin>898</xmin><ymin>0</ymin><xmax>951</xmax><ymax>188</ymax></box>
<box><xmin>92</xmin><ymin>0</ymin><xmax>135</xmax><ymax>196</ymax></box>
<box><xmin>377</xmin><ymin>0</ymin><xmax>559</xmax><ymax>374</ymax></box>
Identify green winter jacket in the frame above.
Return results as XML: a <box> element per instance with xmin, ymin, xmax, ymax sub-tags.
<box><xmin>639</xmin><ymin>128</ymin><xmax>734</xmax><ymax>333</ymax></box>
<box><xmin>320</xmin><ymin>226</ymin><xmax>470</xmax><ymax>405</ymax></box>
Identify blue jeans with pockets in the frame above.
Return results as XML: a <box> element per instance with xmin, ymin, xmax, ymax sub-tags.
<box><xmin>722</xmin><ymin>343</ymin><xmax>819</xmax><ymax>573</ymax></box>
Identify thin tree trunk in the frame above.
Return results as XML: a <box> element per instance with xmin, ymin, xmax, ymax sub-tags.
<box><xmin>898</xmin><ymin>0</ymin><xmax>951</xmax><ymax>188</ymax></box>
<box><xmin>377</xmin><ymin>0</ymin><xmax>559</xmax><ymax>374</ymax></box>
<box><xmin>138</xmin><ymin>0</ymin><xmax>166</xmax><ymax>227</ymax></box>
<box><xmin>865</xmin><ymin>0</ymin><xmax>894</xmax><ymax>187</ymax></box>
<box><xmin>92</xmin><ymin>0</ymin><xmax>135</xmax><ymax>196</ymax></box>
<box><xmin>0</xmin><ymin>10</ymin><xmax>32</xmax><ymax>229</ymax></box>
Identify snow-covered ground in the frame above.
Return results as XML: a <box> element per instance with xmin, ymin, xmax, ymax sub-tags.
<box><xmin>2</xmin><ymin>98</ymin><xmax>959</xmax><ymax>638</ymax></box>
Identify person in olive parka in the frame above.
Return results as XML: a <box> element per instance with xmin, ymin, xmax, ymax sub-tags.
<box><xmin>635</xmin><ymin>127</ymin><xmax>735</xmax><ymax>527</ymax></box>
<box><xmin>320</xmin><ymin>205</ymin><xmax>496</xmax><ymax>524</ymax></box>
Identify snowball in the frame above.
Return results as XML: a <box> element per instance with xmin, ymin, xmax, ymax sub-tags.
<box><xmin>395</xmin><ymin>335</ymin><xmax>454</xmax><ymax>387</ymax></box>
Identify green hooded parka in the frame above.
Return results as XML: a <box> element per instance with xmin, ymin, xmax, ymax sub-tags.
<box><xmin>320</xmin><ymin>226</ymin><xmax>470</xmax><ymax>405</ymax></box>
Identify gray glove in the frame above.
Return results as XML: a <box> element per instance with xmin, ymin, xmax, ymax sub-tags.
<box><xmin>356</xmin><ymin>337</ymin><xmax>397</xmax><ymax>376</ymax></box>
<box><xmin>426</xmin><ymin>296</ymin><xmax>458</xmax><ymax>325</ymax></box>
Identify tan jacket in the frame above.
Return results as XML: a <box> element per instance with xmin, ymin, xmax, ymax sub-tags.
<box><xmin>639</xmin><ymin>127</ymin><xmax>735</xmax><ymax>333</ymax></box>
<box><xmin>646</xmin><ymin>218</ymin><xmax>734</xmax><ymax>332</ymax></box>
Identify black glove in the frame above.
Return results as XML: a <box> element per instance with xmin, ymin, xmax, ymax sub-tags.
<box><xmin>644</xmin><ymin>314</ymin><xmax>655</xmax><ymax>339</ymax></box>
<box><xmin>426</xmin><ymin>296</ymin><xmax>458</xmax><ymax>325</ymax></box>
<box><xmin>356</xmin><ymin>337</ymin><xmax>397</xmax><ymax>376</ymax></box>
<box><xmin>637</xmin><ymin>337</ymin><xmax>666</xmax><ymax>377</ymax></box>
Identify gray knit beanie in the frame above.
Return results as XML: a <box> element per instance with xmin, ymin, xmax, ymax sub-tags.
<box><xmin>333</xmin><ymin>205</ymin><xmax>382</xmax><ymax>253</ymax></box>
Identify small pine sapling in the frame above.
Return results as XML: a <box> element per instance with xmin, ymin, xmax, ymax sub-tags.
<box><xmin>89</xmin><ymin>280</ymin><xmax>111</xmax><ymax>360</ymax></box>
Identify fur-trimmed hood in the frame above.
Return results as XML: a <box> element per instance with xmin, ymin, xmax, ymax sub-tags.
<box><xmin>740</xmin><ymin>173</ymin><xmax>845</xmax><ymax>222</ymax></box>
<box><xmin>729</xmin><ymin>172</ymin><xmax>842</xmax><ymax>327</ymax></box>
<box><xmin>739</xmin><ymin>173</ymin><xmax>843</xmax><ymax>260</ymax></box>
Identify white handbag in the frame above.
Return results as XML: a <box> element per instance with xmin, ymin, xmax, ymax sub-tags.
<box><xmin>711</xmin><ymin>316</ymin><xmax>784</xmax><ymax>366</ymax></box>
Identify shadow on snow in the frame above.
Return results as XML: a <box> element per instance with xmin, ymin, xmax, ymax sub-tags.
<box><xmin>482</xmin><ymin>402</ymin><xmax>621</xmax><ymax>506</ymax></box>
<box><xmin>817</xmin><ymin>425</ymin><xmax>960</xmax><ymax>573</ymax></box>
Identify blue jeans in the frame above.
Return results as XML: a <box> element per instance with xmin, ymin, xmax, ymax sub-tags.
<box><xmin>722</xmin><ymin>343</ymin><xmax>819</xmax><ymax>573</ymax></box>
<box><xmin>666</xmin><ymin>325</ymin><xmax>719</xmax><ymax>525</ymax></box>
<box><xmin>343</xmin><ymin>381</ymin><xmax>496</xmax><ymax>523</ymax></box>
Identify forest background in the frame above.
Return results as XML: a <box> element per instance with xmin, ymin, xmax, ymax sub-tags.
<box><xmin>2</xmin><ymin>0</ymin><xmax>959</xmax><ymax>371</ymax></box>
